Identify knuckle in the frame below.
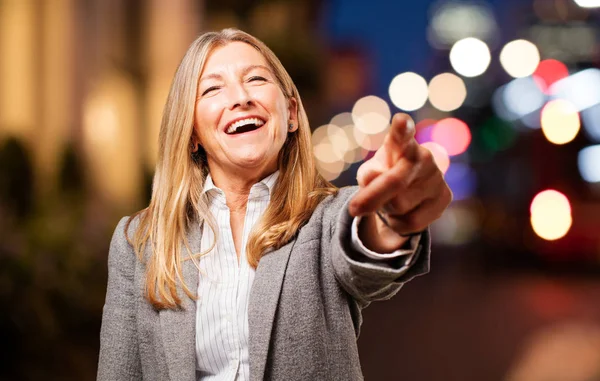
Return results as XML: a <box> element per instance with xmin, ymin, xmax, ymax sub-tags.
<box><xmin>383</xmin><ymin>174</ymin><xmax>405</xmax><ymax>190</ymax></box>
<box><xmin>402</xmin><ymin>213</ymin><xmax>422</xmax><ymax>233</ymax></box>
<box><xmin>419</xmin><ymin>146</ymin><xmax>435</xmax><ymax>164</ymax></box>
<box><xmin>390</xmin><ymin>197</ymin><xmax>412</xmax><ymax>215</ymax></box>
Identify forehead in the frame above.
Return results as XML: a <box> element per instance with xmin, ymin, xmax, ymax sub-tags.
<box><xmin>201</xmin><ymin>41</ymin><xmax>270</xmax><ymax>75</ymax></box>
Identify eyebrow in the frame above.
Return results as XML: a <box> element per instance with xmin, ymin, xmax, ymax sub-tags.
<box><xmin>199</xmin><ymin>64</ymin><xmax>272</xmax><ymax>83</ymax></box>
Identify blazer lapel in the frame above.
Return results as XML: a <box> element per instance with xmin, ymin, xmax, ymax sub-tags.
<box><xmin>159</xmin><ymin>224</ymin><xmax>202</xmax><ymax>381</ymax></box>
<box><xmin>248</xmin><ymin>238</ymin><xmax>297</xmax><ymax>380</ymax></box>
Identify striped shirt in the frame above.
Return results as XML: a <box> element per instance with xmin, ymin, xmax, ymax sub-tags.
<box><xmin>195</xmin><ymin>172</ymin><xmax>417</xmax><ymax>380</ymax></box>
<box><xmin>195</xmin><ymin>172</ymin><xmax>278</xmax><ymax>380</ymax></box>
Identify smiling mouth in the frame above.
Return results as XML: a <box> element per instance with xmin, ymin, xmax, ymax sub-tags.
<box><xmin>225</xmin><ymin>117</ymin><xmax>265</xmax><ymax>135</ymax></box>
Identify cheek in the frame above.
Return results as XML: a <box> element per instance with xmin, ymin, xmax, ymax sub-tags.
<box><xmin>194</xmin><ymin>103</ymin><xmax>221</xmax><ymax>138</ymax></box>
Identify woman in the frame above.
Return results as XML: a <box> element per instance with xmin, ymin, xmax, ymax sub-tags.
<box><xmin>97</xmin><ymin>28</ymin><xmax>451</xmax><ymax>381</ymax></box>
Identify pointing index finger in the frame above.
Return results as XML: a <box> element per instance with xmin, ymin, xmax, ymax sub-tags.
<box><xmin>384</xmin><ymin>113</ymin><xmax>417</xmax><ymax>162</ymax></box>
<box><xmin>389</xmin><ymin>113</ymin><xmax>416</xmax><ymax>145</ymax></box>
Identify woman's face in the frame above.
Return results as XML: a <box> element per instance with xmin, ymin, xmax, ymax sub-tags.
<box><xmin>194</xmin><ymin>41</ymin><xmax>297</xmax><ymax>181</ymax></box>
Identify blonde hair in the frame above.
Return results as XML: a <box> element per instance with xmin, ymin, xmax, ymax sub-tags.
<box><xmin>127</xmin><ymin>29</ymin><xmax>337</xmax><ymax>310</ymax></box>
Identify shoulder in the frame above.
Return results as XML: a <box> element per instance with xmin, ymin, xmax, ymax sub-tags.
<box><xmin>314</xmin><ymin>186</ymin><xmax>358</xmax><ymax>220</ymax></box>
<box><xmin>297</xmin><ymin>186</ymin><xmax>357</xmax><ymax>240</ymax></box>
<box><xmin>107</xmin><ymin>214</ymin><xmax>143</xmax><ymax>269</ymax></box>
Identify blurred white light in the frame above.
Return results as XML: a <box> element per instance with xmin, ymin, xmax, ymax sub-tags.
<box><xmin>492</xmin><ymin>86</ymin><xmax>518</xmax><ymax>121</ymax></box>
<box><xmin>500</xmin><ymin>39</ymin><xmax>540</xmax><ymax>78</ymax></box>
<box><xmin>530</xmin><ymin>189</ymin><xmax>572</xmax><ymax>241</ymax></box>
<box><xmin>84</xmin><ymin>98</ymin><xmax>119</xmax><ymax>145</ymax></box>
<box><xmin>428</xmin><ymin>73</ymin><xmax>467</xmax><ymax>112</ymax></box>
<box><xmin>316</xmin><ymin>159</ymin><xmax>345</xmax><ymax>182</ymax></box>
<box><xmin>354</xmin><ymin>125</ymin><xmax>388</xmax><ymax>151</ymax></box>
<box><xmin>428</xmin><ymin>2</ymin><xmax>498</xmax><ymax>48</ymax></box>
<box><xmin>573</xmin><ymin>0</ymin><xmax>600</xmax><ymax>8</ymax></box>
<box><xmin>581</xmin><ymin>103</ymin><xmax>600</xmax><ymax>141</ymax></box>
<box><xmin>578</xmin><ymin>145</ymin><xmax>600</xmax><ymax>183</ymax></box>
<box><xmin>341</xmin><ymin>125</ymin><xmax>366</xmax><ymax>164</ymax></box>
<box><xmin>329</xmin><ymin>112</ymin><xmax>354</xmax><ymax>128</ymax></box>
<box><xmin>421</xmin><ymin>141</ymin><xmax>450</xmax><ymax>174</ymax></box>
<box><xmin>312</xmin><ymin>124</ymin><xmax>349</xmax><ymax>163</ymax></box>
<box><xmin>449</xmin><ymin>37</ymin><xmax>491</xmax><ymax>77</ymax></box>
<box><xmin>328</xmin><ymin>112</ymin><xmax>365</xmax><ymax>164</ymax></box>
<box><xmin>550</xmin><ymin>68</ymin><xmax>600</xmax><ymax>111</ymax></box>
<box><xmin>351</xmin><ymin>95</ymin><xmax>391</xmax><ymax>134</ymax></box>
<box><xmin>503</xmin><ymin>76</ymin><xmax>546</xmax><ymax>119</ymax></box>
<box><xmin>388</xmin><ymin>72</ymin><xmax>428</xmax><ymax>111</ymax></box>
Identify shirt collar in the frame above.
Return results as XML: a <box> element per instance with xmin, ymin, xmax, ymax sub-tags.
<box><xmin>201</xmin><ymin>170</ymin><xmax>279</xmax><ymax>198</ymax></box>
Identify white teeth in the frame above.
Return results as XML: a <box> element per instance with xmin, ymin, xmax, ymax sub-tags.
<box><xmin>226</xmin><ymin>117</ymin><xmax>265</xmax><ymax>134</ymax></box>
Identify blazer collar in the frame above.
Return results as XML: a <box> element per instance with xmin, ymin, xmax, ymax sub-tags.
<box><xmin>248</xmin><ymin>238</ymin><xmax>296</xmax><ymax>380</ymax></box>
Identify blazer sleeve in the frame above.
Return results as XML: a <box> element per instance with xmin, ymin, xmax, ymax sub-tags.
<box><xmin>329</xmin><ymin>187</ymin><xmax>431</xmax><ymax>307</ymax></box>
<box><xmin>97</xmin><ymin>217</ymin><xmax>142</xmax><ymax>381</ymax></box>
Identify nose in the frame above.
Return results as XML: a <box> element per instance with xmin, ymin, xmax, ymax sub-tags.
<box><xmin>227</xmin><ymin>82</ymin><xmax>253</xmax><ymax>110</ymax></box>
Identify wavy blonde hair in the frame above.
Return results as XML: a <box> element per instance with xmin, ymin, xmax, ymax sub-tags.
<box><xmin>127</xmin><ymin>29</ymin><xmax>337</xmax><ymax>310</ymax></box>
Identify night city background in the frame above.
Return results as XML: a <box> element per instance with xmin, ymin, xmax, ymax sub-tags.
<box><xmin>1</xmin><ymin>0</ymin><xmax>600</xmax><ymax>380</ymax></box>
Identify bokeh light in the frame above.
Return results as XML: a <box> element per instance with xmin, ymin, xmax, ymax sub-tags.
<box><xmin>312</xmin><ymin>123</ymin><xmax>351</xmax><ymax>181</ymax></box>
<box><xmin>351</xmin><ymin>95</ymin><xmax>391</xmax><ymax>135</ymax></box>
<box><xmin>388</xmin><ymin>72</ymin><xmax>428</xmax><ymax>111</ymax></box>
<box><xmin>428</xmin><ymin>2</ymin><xmax>498</xmax><ymax>48</ymax></box>
<box><xmin>449</xmin><ymin>37</ymin><xmax>491</xmax><ymax>77</ymax></box>
<box><xmin>477</xmin><ymin>116</ymin><xmax>517</xmax><ymax>153</ymax></box>
<box><xmin>499</xmin><ymin>39</ymin><xmax>540</xmax><ymax>78</ymax></box>
<box><xmin>415</xmin><ymin>119</ymin><xmax>437</xmax><ymax>144</ymax></box>
<box><xmin>502</xmin><ymin>76</ymin><xmax>546</xmax><ymax>121</ymax></box>
<box><xmin>421</xmin><ymin>141</ymin><xmax>450</xmax><ymax>174</ymax></box>
<box><xmin>530</xmin><ymin>190</ymin><xmax>572</xmax><ymax>241</ymax></box>
<box><xmin>444</xmin><ymin>163</ymin><xmax>476</xmax><ymax>201</ymax></box>
<box><xmin>582</xmin><ymin>103</ymin><xmax>600</xmax><ymax>141</ymax></box>
<box><xmin>492</xmin><ymin>86</ymin><xmax>518</xmax><ymax>122</ymax></box>
<box><xmin>541</xmin><ymin>99</ymin><xmax>580</xmax><ymax>145</ymax></box>
<box><xmin>312</xmin><ymin>124</ymin><xmax>349</xmax><ymax>163</ymax></box>
<box><xmin>573</xmin><ymin>0</ymin><xmax>600</xmax><ymax>7</ymax></box>
<box><xmin>578</xmin><ymin>145</ymin><xmax>600</xmax><ymax>183</ymax></box>
<box><xmin>329</xmin><ymin>112</ymin><xmax>354</xmax><ymax>129</ymax></box>
<box><xmin>353</xmin><ymin>125</ymin><xmax>388</xmax><ymax>151</ymax></box>
<box><xmin>428</xmin><ymin>73</ymin><xmax>467</xmax><ymax>112</ymax></box>
<box><xmin>431</xmin><ymin>118</ymin><xmax>471</xmax><ymax>156</ymax></box>
<box><xmin>329</xmin><ymin>112</ymin><xmax>363</xmax><ymax>165</ymax></box>
<box><xmin>431</xmin><ymin>204</ymin><xmax>479</xmax><ymax>245</ymax></box>
<box><xmin>550</xmin><ymin>68</ymin><xmax>600</xmax><ymax>111</ymax></box>
<box><xmin>533</xmin><ymin>59</ymin><xmax>569</xmax><ymax>94</ymax></box>
<box><xmin>341</xmin><ymin>124</ymin><xmax>368</xmax><ymax>164</ymax></box>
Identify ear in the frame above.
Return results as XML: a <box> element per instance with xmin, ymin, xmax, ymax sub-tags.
<box><xmin>287</xmin><ymin>97</ymin><xmax>299</xmax><ymax>132</ymax></box>
<box><xmin>190</xmin><ymin>132</ymin><xmax>199</xmax><ymax>153</ymax></box>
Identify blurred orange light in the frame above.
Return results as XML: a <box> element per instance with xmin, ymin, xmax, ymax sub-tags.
<box><xmin>431</xmin><ymin>118</ymin><xmax>471</xmax><ymax>156</ymax></box>
<box><xmin>530</xmin><ymin>189</ymin><xmax>572</xmax><ymax>241</ymax></box>
<box><xmin>421</xmin><ymin>142</ymin><xmax>450</xmax><ymax>174</ymax></box>
<box><xmin>541</xmin><ymin>99</ymin><xmax>580</xmax><ymax>145</ymax></box>
<box><xmin>533</xmin><ymin>59</ymin><xmax>569</xmax><ymax>94</ymax></box>
<box><xmin>428</xmin><ymin>73</ymin><xmax>467</xmax><ymax>111</ymax></box>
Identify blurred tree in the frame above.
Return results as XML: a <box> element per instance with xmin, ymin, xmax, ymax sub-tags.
<box><xmin>0</xmin><ymin>138</ymin><xmax>34</xmax><ymax>220</ymax></box>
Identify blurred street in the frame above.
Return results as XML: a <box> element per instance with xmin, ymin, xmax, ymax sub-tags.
<box><xmin>1</xmin><ymin>0</ymin><xmax>600</xmax><ymax>380</ymax></box>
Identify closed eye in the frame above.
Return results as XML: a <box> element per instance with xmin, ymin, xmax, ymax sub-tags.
<box><xmin>248</xmin><ymin>76</ymin><xmax>267</xmax><ymax>82</ymax></box>
<box><xmin>201</xmin><ymin>86</ymin><xmax>220</xmax><ymax>96</ymax></box>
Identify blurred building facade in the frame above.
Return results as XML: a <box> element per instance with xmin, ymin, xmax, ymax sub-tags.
<box><xmin>0</xmin><ymin>0</ymin><xmax>203</xmax><ymax>214</ymax></box>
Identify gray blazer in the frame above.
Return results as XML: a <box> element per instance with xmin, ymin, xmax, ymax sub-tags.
<box><xmin>97</xmin><ymin>187</ymin><xmax>431</xmax><ymax>381</ymax></box>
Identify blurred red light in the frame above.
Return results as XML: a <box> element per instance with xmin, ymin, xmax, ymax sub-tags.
<box><xmin>533</xmin><ymin>59</ymin><xmax>569</xmax><ymax>94</ymax></box>
<box><xmin>431</xmin><ymin>118</ymin><xmax>471</xmax><ymax>156</ymax></box>
<box><xmin>415</xmin><ymin>118</ymin><xmax>437</xmax><ymax>144</ymax></box>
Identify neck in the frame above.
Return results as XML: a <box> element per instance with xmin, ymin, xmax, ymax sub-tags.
<box><xmin>208</xmin><ymin>165</ymin><xmax>275</xmax><ymax>213</ymax></box>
